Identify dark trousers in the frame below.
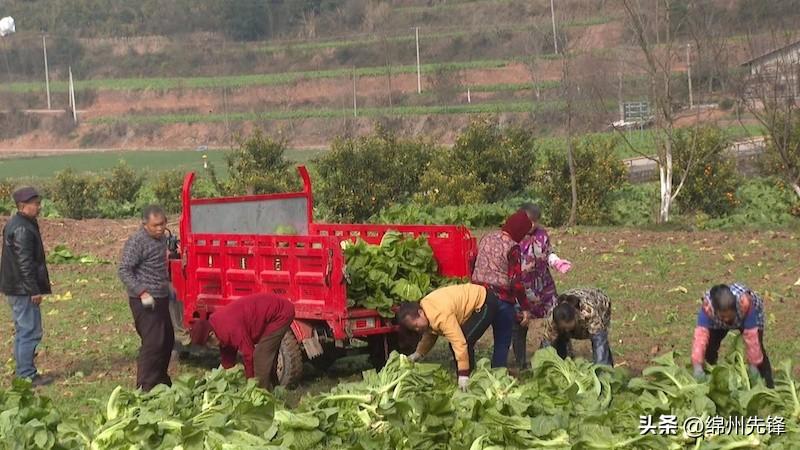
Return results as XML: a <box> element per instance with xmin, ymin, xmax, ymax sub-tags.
<box><xmin>449</xmin><ymin>291</ymin><xmax>499</xmax><ymax>372</ymax></box>
<box><xmin>705</xmin><ymin>328</ymin><xmax>774</xmax><ymax>388</ymax></box>
<box><xmin>552</xmin><ymin>331</ymin><xmax>614</xmax><ymax>366</ymax></box>
<box><xmin>129</xmin><ymin>296</ymin><xmax>174</xmax><ymax>391</ymax></box>
<box><xmin>253</xmin><ymin>324</ymin><xmax>291</xmax><ymax>391</ymax></box>
<box><xmin>491</xmin><ymin>299</ymin><xmax>515</xmax><ymax>368</ymax></box>
<box><xmin>512</xmin><ymin>321</ymin><xmax>530</xmax><ymax>369</ymax></box>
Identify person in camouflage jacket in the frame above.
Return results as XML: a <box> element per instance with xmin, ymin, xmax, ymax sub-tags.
<box><xmin>540</xmin><ymin>287</ymin><xmax>613</xmax><ymax>365</ymax></box>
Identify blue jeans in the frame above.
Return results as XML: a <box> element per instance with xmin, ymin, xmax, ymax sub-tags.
<box><xmin>491</xmin><ymin>301</ymin><xmax>515</xmax><ymax>367</ymax></box>
<box><xmin>7</xmin><ymin>295</ymin><xmax>43</xmax><ymax>379</ymax></box>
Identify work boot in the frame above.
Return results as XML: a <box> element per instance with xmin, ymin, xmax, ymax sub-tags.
<box><xmin>30</xmin><ymin>374</ymin><xmax>54</xmax><ymax>387</ymax></box>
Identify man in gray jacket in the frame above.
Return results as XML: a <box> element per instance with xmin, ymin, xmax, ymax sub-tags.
<box><xmin>118</xmin><ymin>205</ymin><xmax>173</xmax><ymax>391</ymax></box>
<box><xmin>1</xmin><ymin>187</ymin><xmax>52</xmax><ymax>386</ymax></box>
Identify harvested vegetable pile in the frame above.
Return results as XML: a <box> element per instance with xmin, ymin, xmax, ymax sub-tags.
<box><xmin>47</xmin><ymin>245</ymin><xmax>110</xmax><ymax>265</ymax></box>
<box><xmin>342</xmin><ymin>231</ymin><xmax>454</xmax><ymax>317</ymax></box>
<box><xmin>3</xmin><ymin>344</ymin><xmax>800</xmax><ymax>449</ymax></box>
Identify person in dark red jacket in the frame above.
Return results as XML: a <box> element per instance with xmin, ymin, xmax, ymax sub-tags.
<box><xmin>190</xmin><ymin>293</ymin><xmax>295</xmax><ymax>390</ymax></box>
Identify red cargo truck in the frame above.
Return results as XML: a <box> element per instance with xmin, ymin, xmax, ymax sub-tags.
<box><xmin>169</xmin><ymin>166</ymin><xmax>476</xmax><ymax>386</ymax></box>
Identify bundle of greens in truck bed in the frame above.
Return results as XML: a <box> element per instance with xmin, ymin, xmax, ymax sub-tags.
<box><xmin>341</xmin><ymin>231</ymin><xmax>459</xmax><ymax>317</ymax></box>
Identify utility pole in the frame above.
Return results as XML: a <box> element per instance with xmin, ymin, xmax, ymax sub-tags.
<box><xmin>415</xmin><ymin>26</ymin><xmax>422</xmax><ymax>93</ymax></box>
<box><xmin>42</xmin><ymin>34</ymin><xmax>51</xmax><ymax>110</ymax></box>
<box><xmin>550</xmin><ymin>0</ymin><xmax>559</xmax><ymax>54</ymax></box>
<box><xmin>618</xmin><ymin>70</ymin><xmax>624</xmax><ymax>122</ymax></box>
<box><xmin>352</xmin><ymin>66</ymin><xmax>358</xmax><ymax>117</ymax></box>
<box><xmin>686</xmin><ymin>43</ymin><xmax>693</xmax><ymax>109</ymax></box>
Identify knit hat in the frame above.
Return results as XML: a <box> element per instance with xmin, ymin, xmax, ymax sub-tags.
<box><xmin>501</xmin><ymin>210</ymin><xmax>532</xmax><ymax>243</ymax></box>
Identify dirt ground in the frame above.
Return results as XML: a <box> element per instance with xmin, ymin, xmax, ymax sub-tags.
<box><xmin>0</xmin><ymin>218</ymin><xmax>798</xmax><ymax>412</ymax></box>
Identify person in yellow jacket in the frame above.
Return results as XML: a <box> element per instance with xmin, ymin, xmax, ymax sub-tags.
<box><xmin>396</xmin><ymin>283</ymin><xmax>499</xmax><ymax>392</ymax></box>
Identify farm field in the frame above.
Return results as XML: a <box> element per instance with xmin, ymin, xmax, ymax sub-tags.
<box><xmin>0</xmin><ymin>59</ymin><xmax>517</xmax><ymax>94</ymax></box>
<box><xmin>0</xmin><ymin>148</ymin><xmax>325</xmax><ymax>180</ymax></box>
<box><xmin>0</xmin><ymin>122</ymin><xmax>763</xmax><ymax>182</ymax></box>
<box><xmin>1</xmin><ymin>218</ymin><xmax>798</xmax><ymax>415</ymax></box>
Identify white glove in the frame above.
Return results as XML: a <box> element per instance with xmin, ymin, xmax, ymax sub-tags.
<box><xmin>408</xmin><ymin>352</ymin><xmax>422</xmax><ymax>363</ymax></box>
<box><xmin>141</xmin><ymin>293</ymin><xmax>155</xmax><ymax>309</ymax></box>
<box><xmin>458</xmin><ymin>375</ymin><xmax>469</xmax><ymax>392</ymax></box>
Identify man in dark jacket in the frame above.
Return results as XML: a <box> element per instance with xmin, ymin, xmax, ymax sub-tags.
<box><xmin>118</xmin><ymin>205</ymin><xmax>173</xmax><ymax>391</ymax></box>
<box><xmin>1</xmin><ymin>187</ymin><xmax>52</xmax><ymax>386</ymax></box>
<box><xmin>190</xmin><ymin>293</ymin><xmax>295</xmax><ymax>391</ymax></box>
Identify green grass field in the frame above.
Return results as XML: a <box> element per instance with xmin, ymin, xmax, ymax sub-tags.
<box><xmin>0</xmin><ymin>148</ymin><xmax>325</xmax><ymax>180</ymax></box>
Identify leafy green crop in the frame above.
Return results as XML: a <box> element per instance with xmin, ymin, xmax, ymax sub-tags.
<box><xmin>56</xmin><ymin>367</ymin><xmax>280</xmax><ymax>450</ymax></box>
<box><xmin>342</xmin><ymin>231</ymin><xmax>455</xmax><ymax>317</ymax></box>
<box><xmin>0</xmin><ymin>379</ymin><xmax>66</xmax><ymax>450</ymax></box>
<box><xmin>3</xmin><ymin>343</ymin><xmax>800</xmax><ymax>449</ymax></box>
<box><xmin>46</xmin><ymin>245</ymin><xmax>110</xmax><ymax>265</ymax></box>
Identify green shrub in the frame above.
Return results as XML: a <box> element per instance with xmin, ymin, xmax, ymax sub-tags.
<box><xmin>607</xmin><ymin>183</ymin><xmax>659</xmax><ymax>226</ymax></box>
<box><xmin>536</xmin><ymin>135</ymin><xmax>627</xmax><ymax>226</ymax></box>
<box><xmin>223</xmin><ymin>0</ymin><xmax>270</xmax><ymax>41</ymax></box>
<box><xmin>369</xmin><ymin>197</ymin><xmax>533</xmax><ymax>228</ymax></box>
<box><xmin>93</xmin><ymin>161</ymin><xmax>144</xmax><ymax>218</ymax></box>
<box><xmin>49</xmin><ymin>169</ymin><xmax>100</xmax><ymax>219</ymax></box>
<box><xmin>224</xmin><ymin>130</ymin><xmax>299</xmax><ymax>196</ymax></box>
<box><xmin>703</xmin><ymin>177</ymin><xmax>799</xmax><ymax>229</ymax></box>
<box><xmin>99</xmin><ymin>161</ymin><xmax>143</xmax><ymax>204</ymax></box>
<box><xmin>761</xmin><ymin>110</ymin><xmax>800</xmax><ymax>198</ymax></box>
<box><xmin>718</xmin><ymin>98</ymin><xmax>734</xmax><ymax>111</ymax></box>
<box><xmin>315</xmin><ymin>126</ymin><xmax>434</xmax><ymax>222</ymax></box>
<box><xmin>673</xmin><ymin>126</ymin><xmax>739</xmax><ymax>217</ymax></box>
<box><xmin>150</xmin><ymin>169</ymin><xmax>185</xmax><ymax>213</ymax></box>
<box><xmin>417</xmin><ymin>119</ymin><xmax>536</xmax><ymax>206</ymax></box>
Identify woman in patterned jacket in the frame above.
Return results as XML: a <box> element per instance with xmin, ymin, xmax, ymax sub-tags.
<box><xmin>540</xmin><ymin>287</ymin><xmax>613</xmax><ymax>366</ymax></box>
<box><xmin>471</xmin><ymin>210</ymin><xmax>533</xmax><ymax>368</ymax></box>
<box><xmin>512</xmin><ymin>203</ymin><xmax>572</xmax><ymax>370</ymax></box>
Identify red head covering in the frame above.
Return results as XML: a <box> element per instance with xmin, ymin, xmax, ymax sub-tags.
<box><xmin>502</xmin><ymin>210</ymin><xmax>532</xmax><ymax>243</ymax></box>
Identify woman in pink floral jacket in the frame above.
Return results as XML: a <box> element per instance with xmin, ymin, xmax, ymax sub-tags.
<box><xmin>512</xmin><ymin>203</ymin><xmax>572</xmax><ymax>369</ymax></box>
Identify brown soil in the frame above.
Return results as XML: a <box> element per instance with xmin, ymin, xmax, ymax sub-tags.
<box><xmin>0</xmin><ymin>216</ymin><xmax>140</xmax><ymax>262</ymax></box>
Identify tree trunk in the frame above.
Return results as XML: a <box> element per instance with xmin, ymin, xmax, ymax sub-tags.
<box><xmin>658</xmin><ymin>140</ymin><xmax>674</xmax><ymax>223</ymax></box>
<box><xmin>562</xmin><ymin>58</ymin><xmax>578</xmax><ymax>226</ymax></box>
<box><xmin>567</xmin><ymin>137</ymin><xmax>578</xmax><ymax>226</ymax></box>
<box><xmin>792</xmin><ymin>182</ymin><xmax>800</xmax><ymax>200</ymax></box>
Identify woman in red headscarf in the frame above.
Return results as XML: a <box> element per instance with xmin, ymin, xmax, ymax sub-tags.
<box><xmin>471</xmin><ymin>210</ymin><xmax>532</xmax><ymax>367</ymax></box>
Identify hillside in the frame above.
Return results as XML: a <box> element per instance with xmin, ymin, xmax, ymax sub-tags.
<box><xmin>0</xmin><ymin>0</ymin><xmax>798</xmax><ymax>152</ymax></box>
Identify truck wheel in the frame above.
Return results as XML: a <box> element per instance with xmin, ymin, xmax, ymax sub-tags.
<box><xmin>276</xmin><ymin>333</ymin><xmax>304</xmax><ymax>387</ymax></box>
<box><xmin>309</xmin><ymin>345</ymin><xmax>343</xmax><ymax>373</ymax></box>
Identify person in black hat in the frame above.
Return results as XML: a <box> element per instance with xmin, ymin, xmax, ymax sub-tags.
<box><xmin>0</xmin><ymin>187</ymin><xmax>53</xmax><ymax>387</ymax></box>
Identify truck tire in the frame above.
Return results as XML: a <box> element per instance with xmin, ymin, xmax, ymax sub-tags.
<box><xmin>276</xmin><ymin>333</ymin><xmax>304</xmax><ymax>387</ymax></box>
<box><xmin>309</xmin><ymin>345</ymin><xmax>344</xmax><ymax>373</ymax></box>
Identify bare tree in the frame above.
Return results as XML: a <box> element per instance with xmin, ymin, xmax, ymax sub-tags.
<box><xmin>735</xmin><ymin>30</ymin><xmax>800</xmax><ymax>199</ymax></box>
<box><xmin>561</xmin><ymin>57</ymin><xmax>579</xmax><ymax>225</ymax></box>
<box><xmin>524</xmin><ymin>21</ymin><xmax>553</xmax><ymax>104</ymax></box>
<box><xmin>685</xmin><ymin>1</ymin><xmax>731</xmax><ymax>99</ymax></box>
<box><xmin>616</xmin><ymin>0</ymin><xmax>706</xmax><ymax>223</ymax></box>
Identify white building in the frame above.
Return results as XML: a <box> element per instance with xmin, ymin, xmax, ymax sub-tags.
<box><xmin>741</xmin><ymin>39</ymin><xmax>800</xmax><ymax>98</ymax></box>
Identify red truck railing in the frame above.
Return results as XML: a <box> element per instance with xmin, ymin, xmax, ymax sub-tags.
<box><xmin>170</xmin><ymin>166</ymin><xmax>477</xmax><ymax>383</ymax></box>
